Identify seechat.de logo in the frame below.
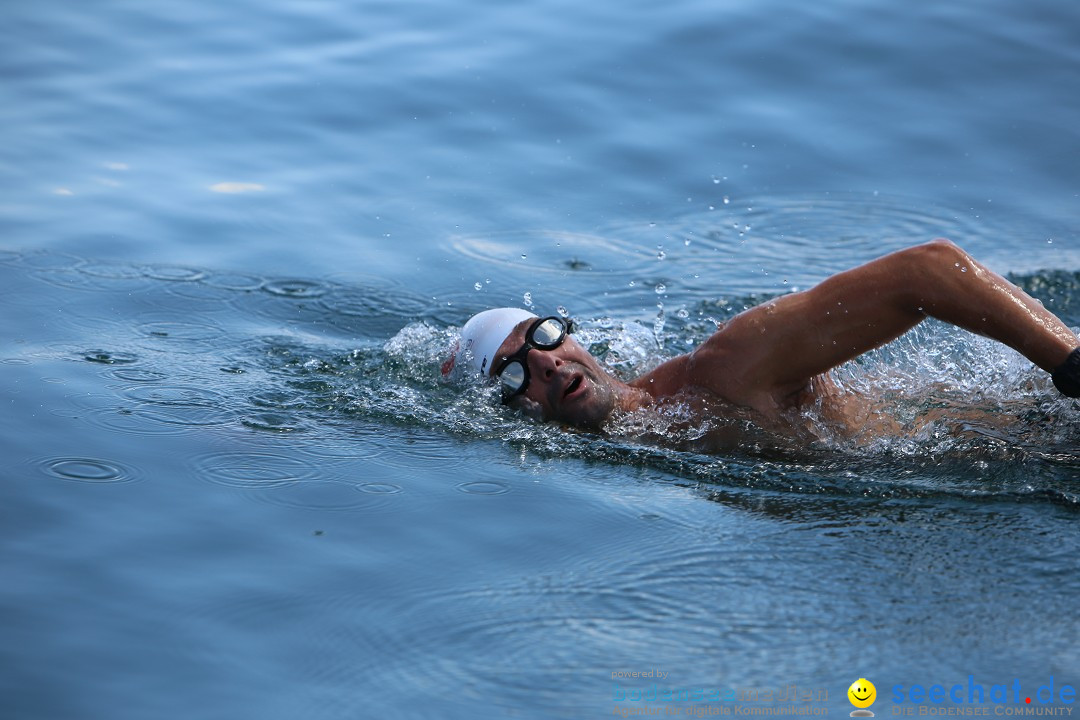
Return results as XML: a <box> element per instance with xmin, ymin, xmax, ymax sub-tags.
<box><xmin>849</xmin><ymin>678</ymin><xmax>877</xmax><ymax>717</ymax></box>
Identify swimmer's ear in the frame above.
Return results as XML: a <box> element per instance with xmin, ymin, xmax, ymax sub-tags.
<box><xmin>510</xmin><ymin>395</ymin><xmax>545</xmax><ymax>422</ymax></box>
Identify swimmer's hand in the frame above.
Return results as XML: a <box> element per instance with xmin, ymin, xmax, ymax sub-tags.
<box><xmin>1052</xmin><ymin>348</ymin><xmax>1080</xmax><ymax>397</ymax></box>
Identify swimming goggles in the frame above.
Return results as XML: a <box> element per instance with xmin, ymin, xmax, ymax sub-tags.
<box><xmin>493</xmin><ymin>316</ymin><xmax>574</xmax><ymax>400</ymax></box>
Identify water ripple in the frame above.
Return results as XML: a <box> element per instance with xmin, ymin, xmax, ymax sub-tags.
<box><xmin>122</xmin><ymin>384</ymin><xmax>228</xmax><ymax>406</ymax></box>
<box><xmin>77</xmin><ymin>260</ymin><xmax>145</xmax><ymax>279</ymax></box>
<box><xmin>140</xmin><ymin>264</ymin><xmax>206</xmax><ymax>282</ymax></box>
<box><xmin>106</xmin><ymin>367</ymin><xmax>169</xmax><ymax>382</ymax></box>
<box><xmin>200</xmin><ymin>271</ymin><xmax>265</xmax><ymax>290</ymax></box>
<box><xmin>254</xmin><ymin>480</ymin><xmax>401</xmax><ymax>511</ymax></box>
<box><xmin>20</xmin><ymin>251</ymin><xmax>82</xmax><ymax>270</ymax></box>
<box><xmin>136</xmin><ymin>319</ymin><xmax>226</xmax><ymax>347</ymax></box>
<box><xmin>38</xmin><ymin>456</ymin><xmax>138</xmax><ymax>484</ymax></box>
<box><xmin>262</xmin><ymin>278</ymin><xmax>330</xmax><ymax>298</ymax></box>
<box><xmin>240</xmin><ymin>412</ymin><xmax>308</xmax><ymax>433</ymax></box>
<box><xmin>83</xmin><ymin>349</ymin><xmax>138</xmax><ymax>365</ymax></box>
<box><xmin>191</xmin><ymin>451</ymin><xmax>321</xmax><ymax>488</ymax></box>
<box><xmin>455</xmin><ymin>480</ymin><xmax>511</xmax><ymax>495</ymax></box>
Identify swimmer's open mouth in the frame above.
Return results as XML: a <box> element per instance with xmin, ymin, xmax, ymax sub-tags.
<box><xmin>564</xmin><ymin>375</ymin><xmax>583</xmax><ymax>398</ymax></box>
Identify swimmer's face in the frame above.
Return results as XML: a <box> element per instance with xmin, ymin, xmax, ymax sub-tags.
<box><xmin>491</xmin><ymin>319</ymin><xmax>620</xmax><ymax>430</ymax></box>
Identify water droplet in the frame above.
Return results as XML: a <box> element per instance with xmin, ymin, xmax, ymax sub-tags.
<box><xmin>474</xmin><ymin>282</ymin><xmax>482</xmax><ymax>291</ymax></box>
<box><xmin>520</xmin><ymin>254</ymin><xmax>527</xmax><ymax>260</ymax></box>
<box><xmin>655</xmin><ymin>283</ymin><xmax>666</xmax><ymax>294</ymax></box>
<box><xmin>961</xmin><ymin>266</ymin><xmax>967</xmax><ymax>273</ymax></box>
<box><xmin>628</xmin><ymin>281</ymin><xmax>636</xmax><ymax>287</ymax></box>
<box><xmin>723</xmin><ymin>196</ymin><xmax>730</xmax><ymax>205</ymax></box>
<box><xmin>656</xmin><ymin>250</ymin><xmax>666</xmax><ymax>260</ymax></box>
<box><xmin>556</xmin><ymin>305</ymin><xmax>569</xmax><ymax>317</ymax></box>
<box><xmin>522</xmin><ymin>292</ymin><xmax>533</xmax><ymax>307</ymax></box>
<box><xmin>711</xmin><ymin>176</ymin><xmax>720</xmax><ymax>184</ymax></box>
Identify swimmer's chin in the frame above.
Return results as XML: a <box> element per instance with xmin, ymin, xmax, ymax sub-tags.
<box><xmin>507</xmin><ymin>394</ymin><xmax>620</xmax><ymax>433</ymax></box>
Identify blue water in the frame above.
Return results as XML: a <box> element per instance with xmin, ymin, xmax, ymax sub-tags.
<box><xmin>3</xmin><ymin>0</ymin><xmax>1080</xmax><ymax>718</ymax></box>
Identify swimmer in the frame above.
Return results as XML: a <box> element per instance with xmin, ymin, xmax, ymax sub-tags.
<box><xmin>444</xmin><ymin>239</ymin><xmax>1080</xmax><ymax>435</ymax></box>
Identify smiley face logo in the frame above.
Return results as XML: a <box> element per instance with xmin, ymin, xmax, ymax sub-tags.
<box><xmin>848</xmin><ymin>678</ymin><xmax>876</xmax><ymax>714</ymax></box>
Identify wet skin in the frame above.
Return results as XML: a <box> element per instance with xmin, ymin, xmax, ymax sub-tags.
<box><xmin>492</xmin><ymin>241</ymin><xmax>1080</xmax><ymax>433</ymax></box>
<box><xmin>492</xmin><ymin>240</ymin><xmax>1080</xmax><ymax>433</ymax></box>
<box><xmin>490</xmin><ymin>322</ymin><xmax>647</xmax><ymax>430</ymax></box>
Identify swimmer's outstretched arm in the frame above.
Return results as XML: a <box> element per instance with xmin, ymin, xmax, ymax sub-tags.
<box><xmin>695</xmin><ymin>239</ymin><xmax>1079</xmax><ymax>401</ymax></box>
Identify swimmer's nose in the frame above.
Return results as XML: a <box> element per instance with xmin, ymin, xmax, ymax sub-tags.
<box><xmin>529</xmin><ymin>348</ymin><xmax>561</xmax><ymax>380</ymax></box>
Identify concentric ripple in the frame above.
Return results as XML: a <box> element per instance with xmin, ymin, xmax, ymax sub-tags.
<box><xmin>241</xmin><ymin>412</ymin><xmax>308</xmax><ymax>433</ymax></box>
<box><xmin>448</xmin><ymin>229</ymin><xmax>656</xmax><ymax>277</ymax></box>
<box><xmin>122</xmin><ymin>384</ymin><xmax>228</xmax><ymax>406</ymax></box>
<box><xmin>83</xmin><ymin>349</ymin><xmax>138</xmax><ymax>365</ymax></box>
<box><xmin>20</xmin><ymin>251</ymin><xmax>81</xmax><ymax>270</ymax></box>
<box><xmin>140</xmin><ymin>264</ymin><xmax>206</xmax><ymax>282</ymax></box>
<box><xmin>191</xmin><ymin>451</ymin><xmax>321</xmax><ymax>488</ymax></box>
<box><xmin>77</xmin><ymin>261</ymin><xmax>145</xmax><ymax>279</ymax></box>
<box><xmin>38</xmin><ymin>456</ymin><xmax>137</xmax><ymax>484</ymax></box>
<box><xmin>261</xmin><ymin>278</ymin><xmax>330</xmax><ymax>298</ymax></box>
<box><xmin>200</xmin><ymin>271</ymin><xmax>265</xmax><ymax>290</ymax></box>
<box><xmin>254</xmin><ymin>480</ymin><xmax>400</xmax><ymax>511</ymax></box>
<box><xmin>107</xmin><ymin>367</ymin><xmax>169</xmax><ymax>382</ymax></box>
<box><xmin>136</xmin><ymin>319</ymin><xmax>225</xmax><ymax>348</ymax></box>
<box><xmin>112</xmin><ymin>384</ymin><xmax>238</xmax><ymax>428</ymax></box>
<box><xmin>455</xmin><ymin>480</ymin><xmax>512</xmax><ymax>495</ymax></box>
<box><xmin>336</xmin><ymin>549</ymin><xmax>755</xmax><ymax>714</ymax></box>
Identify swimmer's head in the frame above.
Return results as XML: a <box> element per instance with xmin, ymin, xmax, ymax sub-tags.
<box><xmin>444</xmin><ymin>308</ymin><xmax>627</xmax><ymax>430</ymax></box>
<box><xmin>442</xmin><ymin>307</ymin><xmax>538</xmax><ymax>378</ymax></box>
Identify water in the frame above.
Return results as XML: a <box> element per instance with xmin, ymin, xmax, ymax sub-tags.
<box><xmin>2</xmin><ymin>0</ymin><xmax>1080</xmax><ymax>718</ymax></box>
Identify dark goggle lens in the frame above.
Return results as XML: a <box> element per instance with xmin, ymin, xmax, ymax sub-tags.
<box><xmin>499</xmin><ymin>361</ymin><xmax>526</xmax><ymax>393</ymax></box>
<box><xmin>531</xmin><ymin>318</ymin><xmax>566</xmax><ymax>348</ymax></box>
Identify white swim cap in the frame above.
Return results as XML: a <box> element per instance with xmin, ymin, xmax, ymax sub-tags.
<box><xmin>443</xmin><ymin>308</ymin><xmax>537</xmax><ymax>377</ymax></box>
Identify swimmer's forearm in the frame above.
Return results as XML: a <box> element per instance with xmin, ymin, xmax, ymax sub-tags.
<box><xmin>902</xmin><ymin>240</ymin><xmax>1077</xmax><ymax>372</ymax></box>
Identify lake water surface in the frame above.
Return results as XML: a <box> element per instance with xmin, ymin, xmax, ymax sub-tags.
<box><xmin>2</xmin><ymin>0</ymin><xmax>1079</xmax><ymax>717</ymax></box>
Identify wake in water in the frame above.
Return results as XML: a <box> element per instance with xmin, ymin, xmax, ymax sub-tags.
<box><xmin>381</xmin><ymin>308</ymin><xmax>1079</xmax><ymax>457</ymax></box>
<box><xmin>4</xmin><ymin>249</ymin><xmax>1077</xmax><ymax>504</ymax></box>
<box><xmin>368</xmin><ymin>304</ymin><xmax>1080</xmax><ymax>504</ymax></box>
